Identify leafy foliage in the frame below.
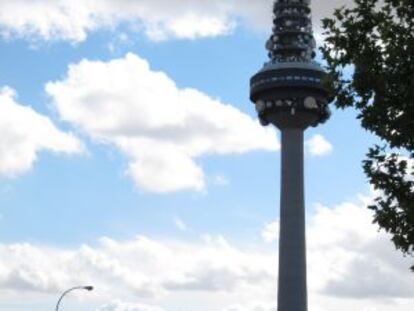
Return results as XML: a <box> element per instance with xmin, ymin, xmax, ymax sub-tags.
<box><xmin>320</xmin><ymin>0</ymin><xmax>414</xmax><ymax>270</ymax></box>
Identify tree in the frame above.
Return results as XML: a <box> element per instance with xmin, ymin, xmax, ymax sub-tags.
<box><xmin>320</xmin><ymin>0</ymin><xmax>414</xmax><ymax>270</ymax></box>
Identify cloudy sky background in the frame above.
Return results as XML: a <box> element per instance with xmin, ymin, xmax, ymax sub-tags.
<box><xmin>0</xmin><ymin>0</ymin><xmax>413</xmax><ymax>310</ymax></box>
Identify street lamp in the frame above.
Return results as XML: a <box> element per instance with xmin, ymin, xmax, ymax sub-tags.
<box><xmin>55</xmin><ymin>286</ymin><xmax>94</xmax><ymax>311</ymax></box>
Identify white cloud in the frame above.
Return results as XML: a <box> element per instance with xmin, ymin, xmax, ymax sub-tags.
<box><xmin>261</xmin><ymin>221</ymin><xmax>279</xmax><ymax>243</ymax></box>
<box><xmin>404</xmin><ymin>157</ymin><xmax>413</xmax><ymax>180</ymax></box>
<box><xmin>306</xmin><ymin>134</ymin><xmax>333</xmax><ymax>157</ymax></box>
<box><xmin>0</xmin><ymin>86</ymin><xmax>82</xmax><ymax>177</ymax></box>
<box><xmin>263</xmin><ymin>193</ymin><xmax>414</xmax><ymax>303</ymax></box>
<box><xmin>0</xmin><ymin>0</ymin><xmax>354</xmax><ymax>43</ymax></box>
<box><xmin>0</xmin><ymin>235</ymin><xmax>275</xmax><ymax>301</ymax></box>
<box><xmin>307</xmin><ymin>197</ymin><xmax>414</xmax><ymax>299</ymax></box>
<box><xmin>96</xmin><ymin>300</ymin><xmax>165</xmax><ymax>311</ymax></box>
<box><xmin>0</xmin><ymin>0</ymin><xmax>237</xmax><ymax>42</ymax></box>
<box><xmin>46</xmin><ymin>53</ymin><xmax>278</xmax><ymax>192</ymax></box>
<box><xmin>98</xmin><ymin>300</ymin><xmax>279</xmax><ymax>311</ymax></box>
<box><xmin>1</xmin><ymin>193</ymin><xmax>414</xmax><ymax>311</ymax></box>
<box><xmin>223</xmin><ymin>303</ymin><xmax>277</xmax><ymax>311</ymax></box>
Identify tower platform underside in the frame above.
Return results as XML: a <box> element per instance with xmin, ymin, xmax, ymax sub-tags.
<box><xmin>250</xmin><ymin>62</ymin><xmax>330</xmax><ymax>129</ymax></box>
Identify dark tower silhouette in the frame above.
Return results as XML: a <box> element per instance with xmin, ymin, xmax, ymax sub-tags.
<box><xmin>250</xmin><ymin>1</ymin><xmax>331</xmax><ymax>311</ymax></box>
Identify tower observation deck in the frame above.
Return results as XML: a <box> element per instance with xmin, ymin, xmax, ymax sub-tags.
<box><xmin>251</xmin><ymin>0</ymin><xmax>330</xmax><ymax>129</ymax></box>
<box><xmin>249</xmin><ymin>1</ymin><xmax>331</xmax><ymax>311</ymax></box>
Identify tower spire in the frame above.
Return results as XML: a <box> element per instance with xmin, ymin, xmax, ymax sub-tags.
<box><xmin>267</xmin><ymin>0</ymin><xmax>316</xmax><ymax>63</ymax></box>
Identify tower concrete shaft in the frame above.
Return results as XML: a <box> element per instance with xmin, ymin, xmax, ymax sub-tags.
<box><xmin>278</xmin><ymin>128</ymin><xmax>307</xmax><ymax>311</ymax></box>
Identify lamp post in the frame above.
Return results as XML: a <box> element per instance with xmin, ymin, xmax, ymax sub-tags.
<box><xmin>55</xmin><ymin>286</ymin><xmax>94</xmax><ymax>311</ymax></box>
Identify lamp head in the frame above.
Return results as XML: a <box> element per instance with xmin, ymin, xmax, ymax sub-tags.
<box><xmin>83</xmin><ymin>286</ymin><xmax>94</xmax><ymax>291</ymax></box>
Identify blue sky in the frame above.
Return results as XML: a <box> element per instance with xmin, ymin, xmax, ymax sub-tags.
<box><xmin>0</xmin><ymin>1</ymin><xmax>413</xmax><ymax>311</ymax></box>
